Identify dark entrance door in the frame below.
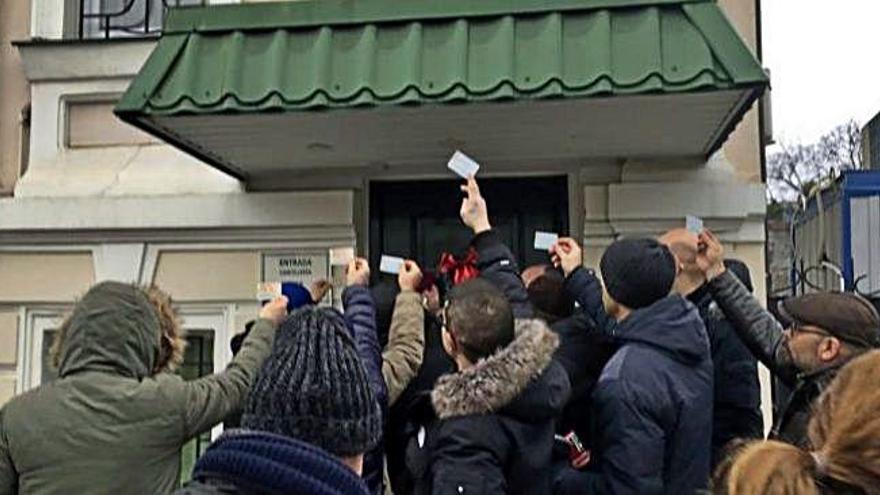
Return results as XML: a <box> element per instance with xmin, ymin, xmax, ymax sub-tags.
<box><xmin>369</xmin><ymin>176</ymin><xmax>569</xmax><ymax>279</ymax></box>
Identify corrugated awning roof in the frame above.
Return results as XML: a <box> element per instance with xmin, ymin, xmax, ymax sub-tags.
<box><xmin>115</xmin><ymin>0</ymin><xmax>768</xmax><ymax>181</ymax></box>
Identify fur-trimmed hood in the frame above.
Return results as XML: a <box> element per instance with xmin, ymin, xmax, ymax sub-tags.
<box><xmin>431</xmin><ymin>319</ymin><xmax>569</xmax><ymax>420</ymax></box>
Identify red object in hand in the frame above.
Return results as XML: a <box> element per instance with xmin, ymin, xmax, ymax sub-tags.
<box><xmin>565</xmin><ymin>431</ymin><xmax>591</xmax><ymax>470</ymax></box>
<box><xmin>438</xmin><ymin>248</ymin><xmax>480</xmax><ymax>286</ymax></box>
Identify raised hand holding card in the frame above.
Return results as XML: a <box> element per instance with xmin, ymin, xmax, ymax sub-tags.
<box><xmin>380</xmin><ymin>255</ymin><xmax>405</xmax><ymax>275</ymax></box>
<box><xmin>447</xmin><ymin>150</ymin><xmax>480</xmax><ymax>179</ymax></box>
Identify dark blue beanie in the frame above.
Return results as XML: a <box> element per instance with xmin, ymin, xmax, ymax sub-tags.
<box><xmin>242</xmin><ymin>306</ymin><xmax>381</xmax><ymax>457</ymax></box>
<box><xmin>189</xmin><ymin>430</ymin><xmax>369</xmax><ymax>495</ymax></box>
<box><xmin>281</xmin><ymin>282</ymin><xmax>313</xmax><ymax>312</ymax></box>
<box><xmin>600</xmin><ymin>238</ymin><xmax>676</xmax><ymax>310</ymax></box>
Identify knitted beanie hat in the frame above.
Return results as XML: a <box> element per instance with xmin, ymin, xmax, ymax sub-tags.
<box><xmin>600</xmin><ymin>238</ymin><xmax>676</xmax><ymax>310</ymax></box>
<box><xmin>281</xmin><ymin>282</ymin><xmax>313</xmax><ymax>312</ymax></box>
<box><xmin>241</xmin><ymin>306</ymin><xmax>381</xmax><ymax>457</ymax></box>
<box><xmin>187</xmin><ymin>430</ymin><xmax>369</xmax><ymax>495</ymax></box>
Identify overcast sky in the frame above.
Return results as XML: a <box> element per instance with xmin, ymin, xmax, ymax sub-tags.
<box><xmin>762</xmin><ymin>0</ymin><xmax>880</xmax><ymax>145</ymax></box>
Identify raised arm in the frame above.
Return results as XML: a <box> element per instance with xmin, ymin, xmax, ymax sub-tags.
<box><xmin>459</xmin><ymin>176</ymin><xmax>532</xmax><ymax>317</ymax></box>
<box><xmin>553</xmin><ymin>237</ymin><xmax>617</xmax><ymax>335</ymax></box>
<box><xmin>697</xmin><ymin>230</ymin><xmax>796</xmax><ymax>384</ymax></box>
<box><xmin>382</xmin><ymin>260</ymin><xmax>425</xmax><ymax>405</ymax></box>
<box><xmin>343</xmin><ymin>258</ymin><xmax>388</xmax><ymax>413</ymax></box>
<box><xmin>177</xmin><ymin>297</ymin><xmax>286</xmax><ymax>439</ymax></box>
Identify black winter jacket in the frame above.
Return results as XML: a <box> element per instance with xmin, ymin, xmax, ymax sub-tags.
<box><xmin>558</xmin><ymin>278</ymin><xmax>713</xmax><ymax>494</ymax></box>
<box><xmin>471</xmin><ymin>229</ymin><xmax>533</xmax><ymax>318</ymax></box>
<box><xmin>565</xmin><ymin>267</ymin><xmax>762</xmax><ymax>462</ymax></box>
<box><xmin>385</xmin><ymin>312</ymin><xmax>455</xmax><ymax>495</ymax></box>
<box><xmin>689</xmin><ymin>285</ymin><xmax>764</xmax><ymax>465</ymax></box>
<box><xmin>551</xmin><ymin>311</ymin><xmax>616</xmax><ymax>445</ymax></box>
<box><xmin>407</xmin><ymin>320</ymin><xmax>570</xmax><ymax>495</ymax></box>
<box><xmin>707</xmin><ymin>270</ymin><xmax>840</xmax><ymax>448</ymax></box>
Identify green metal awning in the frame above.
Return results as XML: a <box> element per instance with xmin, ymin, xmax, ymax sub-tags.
<box><xmin>116</xmin><ymin>0</ymin><xmax>768</xmax><ymax>182</ymax></box>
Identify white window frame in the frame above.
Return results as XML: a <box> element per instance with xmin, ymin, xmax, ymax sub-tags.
<box><xmin>17</xmin><ymin>307</ymin><xmax>68</xmax><ymax>393</ymax></box>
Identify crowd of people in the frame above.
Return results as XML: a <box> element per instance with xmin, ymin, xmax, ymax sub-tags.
<box><xmin>1</xmin><ymin>176</ymin><xmax>879</xmax><ymax>494</ymax></box>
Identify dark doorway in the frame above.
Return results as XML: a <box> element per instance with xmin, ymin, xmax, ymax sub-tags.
<box><xmin>369</xmin><ymin>176</ymin><xmax>569</xmax><ymax>280</ymax></box>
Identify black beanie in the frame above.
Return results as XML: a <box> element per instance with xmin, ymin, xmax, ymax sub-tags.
<box><xmin>600</xmin><ymin>238</ymin><xmax>676</xmax><ymax>310</ymax></box>
<box><xmin>241</xmin><ymin>306</ymin><xmax>381</xmax><ymax>457</ymax></box>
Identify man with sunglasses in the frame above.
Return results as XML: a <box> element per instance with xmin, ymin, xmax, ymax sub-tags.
<box><xmin>696</xmin><ymin>229</ymin><xmax>880</xmax><ymax>448</ymax></box>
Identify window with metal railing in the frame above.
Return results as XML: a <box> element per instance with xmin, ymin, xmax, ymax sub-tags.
<box><xmin>79</xmin><ymin>0</ymin><xmax>206</xmax><ymax>39</ymax></box>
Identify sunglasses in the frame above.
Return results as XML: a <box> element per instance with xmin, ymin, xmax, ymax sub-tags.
<box><xmin>789</xmin><ymin>324</ymin><xmax>831</xmax><ymax>339</ymax></box>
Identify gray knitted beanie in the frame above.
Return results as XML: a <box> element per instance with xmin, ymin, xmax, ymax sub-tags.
<box><xmin>241</xmin><ymin>306</ymin><xmax>381</xmax><ymax>457</ymax></box>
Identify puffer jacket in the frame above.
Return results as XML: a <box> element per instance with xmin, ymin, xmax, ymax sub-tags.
<box><xmin>707</xmin><ymin>270</ymin><xmax>838</xmax><ymax>448</ymax></box>
<box><xmin>566</xmin><ymin>267</ymin><xmax>763</xmax><ymax>462</ymax></box>
<box><xmin>0</xmin><ymin>281</ymin><xmax>276</xmax><ymax>495</ymax></box>
<box><xmin>408</xmin><ymin>320</ymin><xmax>571</xmax><ymax>495</ymax></box>
<box><xmin>551</xmin><ymin>311</ymin><xmax>616</xmax><ymax>447</ymax></box>
<box><xmin>343</xmin><ymin>286</ymin><xmax>387</xmax><ymax>495</ymax></box>
<box><xmin>556</xmin><ymin>286</ymin><xmax>713</xmax><ymax>494</ymax></box>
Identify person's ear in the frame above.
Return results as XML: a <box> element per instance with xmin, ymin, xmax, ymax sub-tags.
<box><xmin>669</xmin><ymin>251</ymin><xmax>684</xmax><ymax>274</ymax></box>
<box><xmin>818</xmin><ymin>336</ymin><xmax>841</xmax><ymax>363</ymax></box>
<box><xmin>602</xmin><ymin>291</ymin><xmax>620</xmax><ymax>319</ymax></box>
<box><xmin>441</xmin><ymin>327</ymin><xmax>458</xmax><ymax>358</ymax></box>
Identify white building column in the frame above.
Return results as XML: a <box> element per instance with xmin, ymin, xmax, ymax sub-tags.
<box><xmin>93</xmin><ymin>243</ymin><xmax>146</xmax><ymax>284</ymax></box>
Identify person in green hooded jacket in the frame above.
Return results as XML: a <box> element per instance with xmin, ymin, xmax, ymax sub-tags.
<box><xmin>0</xmin><ymin>281</ymin><xmax>287</xmax><ymax>495</ymax></box>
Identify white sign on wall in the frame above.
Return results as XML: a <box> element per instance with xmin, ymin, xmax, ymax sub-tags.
<box><xmin>261</xmin><ymin>251</ymin><xmax>329</xmax><ymax>287</ymax></box>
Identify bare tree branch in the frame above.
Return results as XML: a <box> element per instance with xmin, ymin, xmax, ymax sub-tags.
<box><xmin>767</xmin><ymin>120</ymin><xmax>861</xmax><ymax>202</ymax></box>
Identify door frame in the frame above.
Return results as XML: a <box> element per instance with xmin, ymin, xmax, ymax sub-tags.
<box><xmin>363</xmin><ymin>171</ymin><xmax>582</xmax><ymax>261</ymax></box>
<box><xmin>366</xmin><ymin>173</ymin><xmax>575</xmax><ymax>270</ymax></box>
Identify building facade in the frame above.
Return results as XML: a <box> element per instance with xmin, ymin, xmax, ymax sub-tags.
<box><xmin>0</xmin><ymin>0</ymin><xmax>32</xmax><ymax>408</ymax></box>
<box><xmin>1</xmin><ymin>0</ymin><xmax>772</xmax><ymax>434</ymax></box>
<box><xmin>862</xmin><ymin>110</ymin><xmax>880</xmax><ymax>171</ymax></box>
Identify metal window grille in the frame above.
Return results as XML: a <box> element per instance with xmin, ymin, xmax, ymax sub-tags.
<box><xmin>79</xmin><ymin>0</ymin><xmax>207</xmax><ymax>39</ymax></box>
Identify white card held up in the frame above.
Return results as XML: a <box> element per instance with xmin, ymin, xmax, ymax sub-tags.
<box><xmin>685</xmin><ymin>215</ymin><xmax>704</xmax><ymax>234</ymax></box>
<box><xmin>447</xmin><ymin>151</ymin><xmax>480</xmax><ymax>179</ymax></box>
<box><xmin>534</xmin><ymin>231</ymin><xmax>559</xmax><ymax>251</ymax></box>
<box><xmin>256</xmin><ymin>282</ymin><xmax>282</xmax><ymax>301</ymax></box>
<box><xmin>329</xmin><ymin>246</ymin><xmax>355</xmax><ymax>266</ymax></box>
<box><xmin>380</xmin><ymin>255</ymin><xmax>405</xmax><ymax>275</ymax></box>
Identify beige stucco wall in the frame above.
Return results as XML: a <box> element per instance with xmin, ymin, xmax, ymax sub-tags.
<box><xmin>153</xmin><ymin>251</ymin><xmax>261</xmax><ymax>302</ymax></box>
<box><xmin>0</xmin><ymin>251</ymin><xmax>94</xmax><ymax>405</ymax></box>
<box><xmin>0</xmin><ymin>0</ymin><xmax>30</xmax><ymax>195</ymax></box>
<box><xmin>18</xmin><ymin>79</ymin><xmax>241</xmax><ymax>198</ymax></box>
<box><xmin>718</xmin><ymin>0</ymin><xmax>763</xmax><ymax>184</ymax></box>
<box><xmin>0</xmin><ymin>311</ymin><xmax>18</xmax><ymax>366</ymax></box>
<box><xmin>0</xmin><ymin>375</ymin><xmax>15</xmax><ymax>407</ymax></box>
<box><xmin>0</xmin><ymin>310</ymin><xmax>17</xmax><ymax>406</ymax></box>
<box><xmin>0</xmin><ymin>252</ymin><xmax>95</xmax><ymax>302</ymax></box>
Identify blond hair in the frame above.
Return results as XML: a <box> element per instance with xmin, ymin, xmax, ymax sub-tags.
<box><xmin>143</xmin><ymin>285</ymin><xmax>186</xmax><ymax>373</ymax></box>
<box><xmin>714</xmin><ymin>350</ymin><xmax>880</xmax><ymax>494</ymax></box>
